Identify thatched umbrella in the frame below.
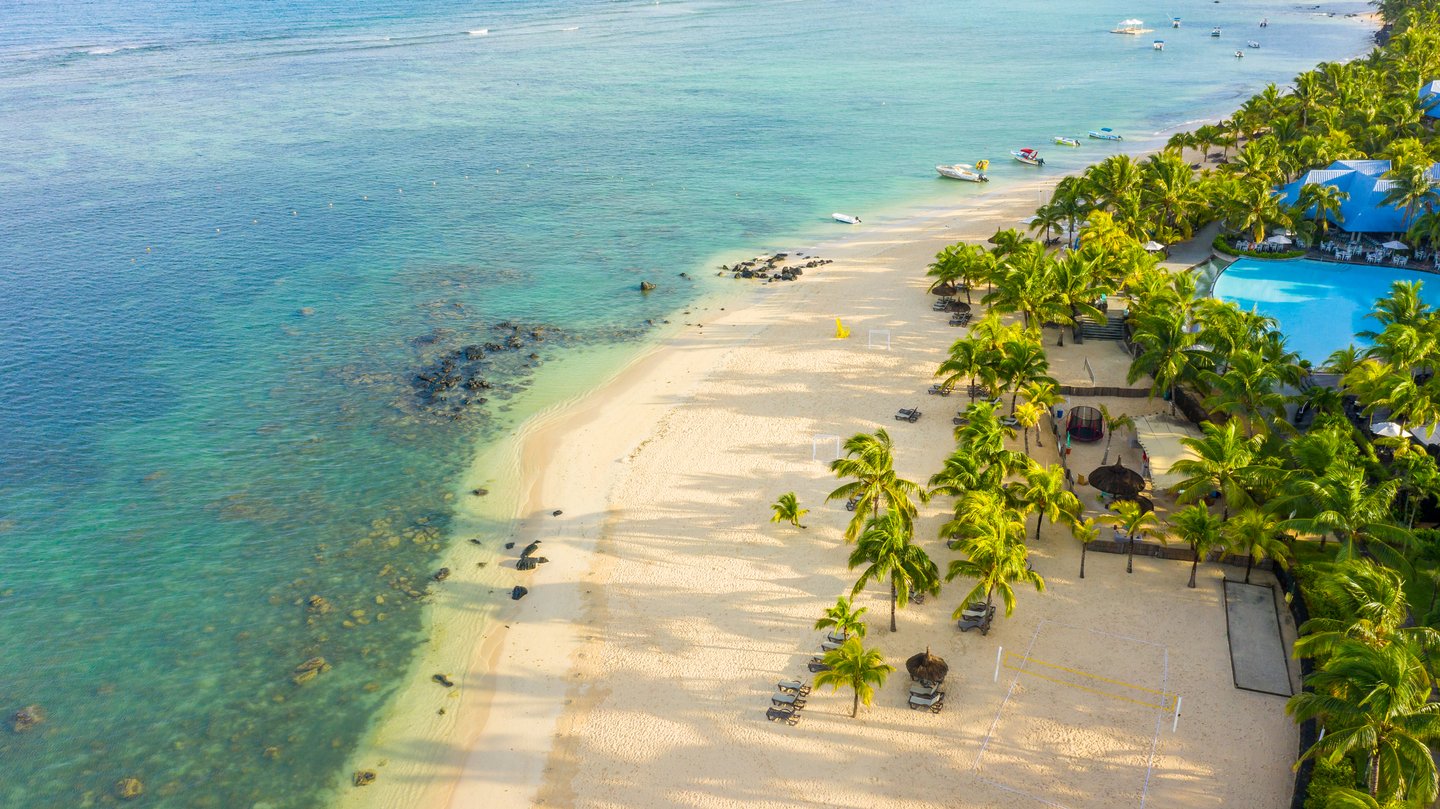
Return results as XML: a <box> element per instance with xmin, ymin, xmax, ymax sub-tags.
<box><xmin>906</xmin><ymin>647</ymin><xmax>949</xmax><ymax>684</ymax></box>
<box><xmin>948</xmin><ymin>300</ymin><xmax>972</xmax><ymax>314</ymax></box>
<box><xmin>1087</xmin><ymin>461</ymin><xmax>1145</xmax><ymax>497</ymax></box>
<box><xmin>931</xmin><ymin>281</ymin><xmax>958</xmax><ymax>297</ymax></box>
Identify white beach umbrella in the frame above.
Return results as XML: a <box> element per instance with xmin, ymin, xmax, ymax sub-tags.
<box><xmin>1264</xmin><ymin>234</ymin><xmax>1293</xmax><ymax>245</ymax></box>
<box><xmin>1372</xmin><ymin>421</ymin><xmax>1405</xmax><ymax>438</ymax></box>
<box><xmin>1019</xmin><ymin>216</ymin><xmax>1039</xmax><ymax>225</ymax></box>
<box><xmin>1381</xmin><ymin>240</ymin><xmax>1410</xmax><ymax>251</ymax></box>
<box><xmin>1142</xmin><ymin>240</ymin><xmax>1165</xmax><ymax>252</ymax></box>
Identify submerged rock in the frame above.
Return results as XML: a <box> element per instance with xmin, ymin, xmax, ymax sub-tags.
<box><xmin>115</xmin><ymin>777</ymin><xmax>144</xmax><ymax>800</ymax></box>
<box><xmin>433</xmin><ymin>568</ymin><xmax>451</xmax><ymax>582</ymax></box>
<box><xmin>305</xmin><ymin>595</ymin><xmax>332</xmax><ymax>614</ymax></box>
<box><xmin>516</xmin><ymin>557</ymin><xmax>538</xmax><ymax>571</ymax></box>
<box><xmin>353</xmin><ymin>771</ymin><xmax>377</xmax><ymax>787</ymax></box>
<box><xmin>432</xmin><ymin>673</ymin><xmax>454</xmax><ymax>688</ymax></box>
<box><xmin>639</xmin><ymin>281</ymin><xmax>656</xmax><ymax>292</ymax></box>
<box><xmin>511</xmin><ymin>586</ymin><xmax>528</xmax><ymax>601</ymax></box>
<box><xmin>10</xmin><ymin>704</ymin><xmax>45</xmax><ymax>733</ymax></box>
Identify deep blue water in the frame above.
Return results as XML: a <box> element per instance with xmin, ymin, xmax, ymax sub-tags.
<box><xmin>0</xmin><ymin>1</ymin><xmax>1373</xmax><ymax>806</ymax></box>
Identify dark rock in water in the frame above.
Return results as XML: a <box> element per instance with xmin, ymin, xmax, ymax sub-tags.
<box><xmin>504</xmin><ymin>542</ymin><xmax>515</xmax><ymax>550</ymax></box>
<box><xmin>468</xmin><ymin>538</ymin><xmax>483</xmax><ymax>545</ymax></box>
<box><xmin>10</xmin><ymin>704</ymin><xmax>45</xmax><ymax>733</ymax></box>
<box><xmin>353</xmin><ymin>770</ymin><xmax>377</xmax><ymax>787</ymax></box>
<box><xmin>292</xmin><ymin>656</ymin><xmax>331</xmax><ymax>685</ymax></box>
<box><xmin>516</xmin><ymin>557</ymin><xmax>538</xmax><ymax>571</ymax></box>
<box><xmin>511</xmin><ymin>586</ymin><xmax>528</xmax><ymax>600</ymax></box>
<box><xmin>463</xmin><ymin>345</ymin><xmax>485</xmax><ymax>361</ymax></box>
<box><xmin>552</xmin><ymin>510</ymin><xmax>563</xmax><ymax>517</ymax></box>
<box><xmin>536</xmin><ymin>557</ymin><xmax>550</xmax><ymax>564</ymax></box>
<box><xmin>432</xmin><ymin>673</ymin><xmax>454</xmax><ymax>688</ymax></box>
<box><xmin>114</xmin><ymin>777</ymin><xmax>144</xmax><ymax>800</ymax></box>
<box><xmin>471</xmin><ymin>488</ymin><xmax>489</xmax><ymax>497</ymax></box>
<box><xmin>306</xmin><ymin>594</ymin><xmax>332</xmax><ymax>614</ymax></box>
<box><xmin>639</xmin><ymin>281</ymin><xmax>656</xmax><ymax>292</ymax></box>
<box><xmin>521</xmin><ymin>541</ymin><xmax>541</xmax><ymax>558</ymax></box>
<box><xmin>433</xmin><ymin>568</ymin><xmax>451</xmax><ymax>582</ymax></box>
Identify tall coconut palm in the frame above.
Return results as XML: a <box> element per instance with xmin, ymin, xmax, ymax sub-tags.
<box><xmin>947</xmin><ymin>504</ymin><xmax>1045</xmax><ymax>618</ymax></box>
<box><xmin>815</xmin><ymin>638</ymin><xmax>894</xmax><ymax>719</ymax></box>
<box><xmin>1294</xmin><ymin>561</ymin><xmax>1440</xmax><ymax>659</ymax></box>
<box><xmin>1013</xmin><ymin>401</ymin><xmax>1046</xmax><ymax>455</ymax></box>
<box><xmin>848</xmin><ymin>508</ymin><xmax>941</xmax><ymax>632</ymax></box>
<box><xmin>1381</xmin><ymin>161</ymin><xmax>1439</xmax><ymax>228</ymax></box>
<box><xmin>1297</xmin><ymin>182</ymin><xmax>1349</xmax><ymax>238</ymax></box>
<box><xmin>769</xmin><ymin>492</ymin><xmax>808</xmax><ymax>529</ymax></box>
<box><xmin>1287</xmin><ymin>641</ymin><xmax>1440</xmax><ymax>803</ymax></box>
<box><xmin>1048</xmin><ymin>252</ymin><xmax>1109</xmax><ymax>347</ymax></box>
<box><xmin>1073</xmin><ymin>517</ymin><xmax>1100</xmax><ymax>580</ymax></box>
<box><xmin>1101</xmin><ymin>499</ymin><xmax>1162</xmax><ymax>574</ymax></box>
<box><xmin>827</xmin><ymin>429</ymin><xmax>927</xmax><ymax>542</ymax></box>
<box><xmin>1098</xmin><ymin>404</ymin><xmax>1135</xmax><ymax>465</ymax></box>
<box><xmin>1169</xmin><ymin>420</ymin><xmax>1260</xmax><ymax>520</ymax></box>
<box><xmin>1280</xmin><ymin>465</ymin><xmax>1408</xmax><ymax>561</ymax></box>
<box><xmin>1223</xmin><ymin>507</ymin><xmax>1291</xmax><ymax>584</ymax></box>
<box><xmin>1170</xmin><ymin>503</ymin><xmax>1225</xmax><ymax>588</ymax></box>
<box><xmin>1127</xmin><ymin>304</ymin><xmax>1199</xmax><ymax>415</ymax></box>
<box><xmin>1221</xmin><ymin>179</ymin><xmax>1290</xmax><ymax>244</ymax></box>
<box><xmin>814</xmin><ymin>595</ymin><xmax>868</xmax><ymax>641</ymax></box>
<box><xmin>996</xmin><ymin>337</ymin><xmax>1055</xmax><ymax>413</ymax></box>
<box><xmin>1016</xmin><ymin>463</ymin><xmax>1080</xmax><ymax>542</ymax></box>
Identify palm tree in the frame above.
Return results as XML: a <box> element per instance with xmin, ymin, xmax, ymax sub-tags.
<box><xmin>769</xmin><ymin>492</ymin><xmax>808</xmax><ymax>529</ymax></box>
<box><xmin>996</xmin><ymin>337</ymin><xmax>1054</xmax><ymax>413</ymax></box>
<box><xmin>1072</xmin><ymin>517</ymin><xmax>1100</xmax><ymax>580</ymax></box>
<box><xmin>1016</xmin><ymin>463</ymin><xmax>1080</xmax><ymax>542</ymax></box>
<box><xmin>1287</xmin><ymin>641</ymin><xmax>1440</xmax><ymax>803</ymax></box>
<box><xmin>1223</xmin><ymin>508</ymin><xmax>1290</xmax><ymax>584</ymax></box>
<box><xmin>1169</xmin><ymin>421</ymin><xmax>1259</xmax><ymax>521</ymax></box>
<box><xmin>1170</xmin><ymin>503</ymin><xmax>1225</xmax><ymax>588</ymax></box>
<box><xmin>946</xmin><ymin>504</ymin><xmax>1045</xmax><ymax>618</ymax></box>
<box><xmin>1013</xmin><ymin>401</ymin><xmax>1045</xmax><ymax>455</ymax></box>
<box><xmin>1280</xmin><ymin>467</ymin><xmax>1409</xmax><ymax>561</ymax></box>
<box><xmin>1048</xmin><ymin>252</ymin><xmax>1108</xmax><ymax>346</ymax></box>
<box><xmin>848</xmin><ymin>508</ymin><xmax>941</xmax><ymax>632</ymax></box>
<box><xmin>1098</xmin><ymin>404</ymin><xmax>1135</xmax><ymax>465</ymax></box>
<box><xmin>1294</xmin><ymin>561</ymin><xmax>1440</xmax><ymax>659</ymax></box>
<box><xmin>1101</xmin><ymin>499</ymin><xmax>1161</xmax><ymax>574</ymax></box>
<box><xmin>1221</xmin><ymin>179</ymin><xmax>1290</xmax><ymax>244</ymax></box>
<box><xmin>827</xmin><ymin>429</ymin><xmax>927</xmax><ymax>542</ymax></box>
<box><xmin>815</xmin><ymin>638</ymin><xmax>894</xmax><ymax>719</ymax></box>
<box><xmin>1380</xmin><ymin>161</ymin><xmax>1439</xmax><ymax>228</ymax></box>
<box><xmin>814</xmin><ymin>595</ymin><xmax>868</xmax><ymax>641</ymax></box>
<box><xmin>1297</xmin><ymin>182</ymin><xmax>1349</xmax><ymax>238</ymax></box>
<box><xmin>937</xmin><ymin>337</ymin><xmax>997</xmax><ymax>403</ymax></box>
<box><xmin>1126</xmin><ymin>304</ymin><xmax>1199</xmax><ymax>416</ymax></box>
<box><xmin>1140</xmin><ymin>152</ymin><xmax>1204</xmax><ymax>240</ymax></box>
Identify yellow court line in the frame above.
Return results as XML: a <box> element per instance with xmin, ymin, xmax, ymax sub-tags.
<box><xmin>1003</xmin><ymin>656</ymin><xmax>1177</xmax><ymax>712</ymax></box>
<box><xmin>1005</xmin><ymin>653</ymin><xmax>1172</xmax><ymax>697</ymax></box>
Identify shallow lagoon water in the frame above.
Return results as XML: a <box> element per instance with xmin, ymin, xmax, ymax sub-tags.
<box><xmin>0</xmin><ymin>1</ymin><xmax>1372</xmax><ymax>805</ymax></box>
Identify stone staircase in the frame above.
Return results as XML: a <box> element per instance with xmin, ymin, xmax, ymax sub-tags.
<box><xmin>1078</xmin><ymin>315</ymin><xmax>1127</xmax><ymax>341</ymax></box>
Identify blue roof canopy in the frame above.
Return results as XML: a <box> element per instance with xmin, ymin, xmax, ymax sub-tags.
<box><xmin>1278</xmin><ymin>159</ymin><xmax>1438</xmax><ymax>233</ymax></box>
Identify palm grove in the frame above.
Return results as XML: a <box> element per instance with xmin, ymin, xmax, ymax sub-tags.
<box><xmin>773</xmin><ymin>3</ymin><xmax>1440</xmax><ymax>805</ymax></box>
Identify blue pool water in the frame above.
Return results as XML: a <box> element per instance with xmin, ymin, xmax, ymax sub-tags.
<box><xmin>1212</xmin><ymin>257</ymin><xmax>1440</xmax><ymax>364</ymax></box>
<box><xmin>0</xmin><ymin>1</ymin><xmax>1373</xmax><ymax>806</ymax></box>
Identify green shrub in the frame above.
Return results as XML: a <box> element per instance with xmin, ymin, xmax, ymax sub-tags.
<box><xmin>1212</xmin><ymin>232</ymin><xmax>1307</xmax><ymax>260</ymax></box>
<box><xmin>1304</xmin><ymin>755</ymin><xmax>1361</xmax><ymax>809</ymax></box>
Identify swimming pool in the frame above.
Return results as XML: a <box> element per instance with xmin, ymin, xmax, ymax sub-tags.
<box><xmin>1209</xmin><ymin>257</ymin><xmax>1440</xmax><ymax>365</ymax></box>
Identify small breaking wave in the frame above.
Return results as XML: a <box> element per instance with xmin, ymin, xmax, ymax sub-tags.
<box><xmin>467</xmin><ymin>28</ymin><xmax>489</xmax><ymax>36</ymax></box>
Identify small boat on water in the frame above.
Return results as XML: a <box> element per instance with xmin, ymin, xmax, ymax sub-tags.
<box><xmin>1110</xmin><ymin>18</ymin><xmax>1152</xmax><ymax>34</ymax></box>
<box><xmin>832</xmin><ymin>213</ymin><xmax>860</xmax><ymax>224</ymax></box>
<box><xmin>1171</xmin><ymin>17</ymin><xmax>1181</xmax><ymax>28</ymax></box>
<box><xmin>1234</xmin><ymin>50</ymin><xmax>1244</xmax><ymax>58</ymax></box>
<box><xmin>1088</xmin><ymin>128</ymin><xmax>1123</xmax><ymax>141</ymax></box>
<box><xmin>1011</xmin><ymin>148</ymin><xmax>1044</xmax><ymax>166</ymax></box>
<box><xmin>1153</xmin><ymin>39</ymin><xmax>1165</xmax><ymax>50</ymax></box>
<box><xmin>936</xmin><ymin>162</ymin><xmax>989</xmax><ymax>182</ymax></box>
<box><xmin>1260</xmin><ymin>17</ymin><xmax>1269</xmax><ymax>27</ymax></box>
<box><xmin>1247</xmin><ymin>40</ymin><xmax>1260</xmax><ymax>48</ymax></box>
<box><xmin>1053</xmin><ymin>136</ymin><xmax>1080</xmax><ymax>147</ymax></box>
<box><xmin>1211</xmin><ymin>26</ymin><xmax>1222</xmax><ymax>37</ymax></box>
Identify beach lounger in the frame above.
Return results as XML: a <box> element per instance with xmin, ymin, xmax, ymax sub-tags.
<box><xmin>948</xmin><ymin>313</ymin><xmax>971</xmax><ymax>327</ymax></box>
<box><xmin>766</xmin><ymin>705</ymin><xmax>801</xmax><ymax>725</ymax></box>
<box><xmin>825</xmin><ymin>630</ymin><xmax>848</xmax><ymax>644</ymax></box>
<box><xmin>894</xmin><ymin>407</ymin><xmax>921</xmax><ymax>423</ymax></box>
<box><xmin>958</xmin><ymin>604</ymin><xmax>996</xmax><ymax>635</ymax></box>
<box><xmin>959</xmin><ymin>601</ymin><xmax>988</xmax><ymax>619</ymax></box>
<box><xmin>932</xmin><ymin>297</ymin><xmax>955</xmax><ymax>311</ymax></box>
<box><xmin>771</xmin><ymin>691</ymin><xmax>806</xmax><ymax>708</ymax></box>
<box><xmin>844</xmin><ymin>494</ymin><xmax>860</xmax><ymax>512</ymax></box>
<box><xmin>927</xmin><ymin>382</ymin><xmax>954</xmax><ymax>396</ymax></box>
<box><xmin>820</xmin><ymin>639</ymin><xmax>843</xmax><ymax>652</ymax></box>
<box><xmin>909</xmin><ymin>681</ymin><xmax>941</xmax><ymax>697</ymax></box>
<box><xmin>777</xmin><ymin>679</ymin><xmax>811</xmax><ymax>695</ymax></box>
<box><xmin>807</xmin><ymin>656</ymin><xmax>832</xmax><ymax>673</ymax></box>
<box><xmin>909</xmin><ymin>691</ymin><xmax>945</xmax><ymax>713</ymax></box>
<box><xmin>999</xmin><ymin>415</ymin><xmax>1019</xmax><ymax>428</ymax></box>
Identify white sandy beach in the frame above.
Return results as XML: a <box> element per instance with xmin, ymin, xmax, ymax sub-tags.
<box><xmin>338</xmin><ymin>174</ymin><xmax>1303</xmax><ymax>809</ymax></box>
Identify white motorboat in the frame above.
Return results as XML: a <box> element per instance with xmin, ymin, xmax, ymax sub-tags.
<box><xmin>1088</xmin><ymin>128</ymin><xmax>1123</xmax><ymax>141</ymax></box>
<box><xmin>832</xmin><ymin>213</ymin><xmax>861</xmax><ymax>224</ymax></box>
<box><xmin>1053</xmin><ymin>136</ymin><xmax>1080</xmax><ymax>147</ymax></box>
<box><xmin>1211</xmin><ymin>26</ymin><xmax>1222</xmax><ymax>37</ymax></box>
<box><xmin>1153</xmin><ymin>39</ymin><xmax>1165</xmax><ymax>50</ymax></box>
<box><xmin>1234</xmin><ymin>50</ymin><xmax>1244</xmax><ymax>58</ymax></box>
<box><xmin>1247</xmin><ymin>40</ymin><xmax>1261</xmax><ymax>48</ymax></box>
<box><xmin>1011</xmin><ymin>148</ymin><xmax>1044</xmax><ymax>166</ymax></box>
<box><xmin>936</xmin><ymin>161</ymin><xmax>989</xmax><ymax>182</ymax></box>
<box><xmin>1110</xmin><ymin>18</ymin><xmax>1152</xmax><ymax>34</ymax></box>
<box><xmin>1171</xmin><ymin>17</ymin><xmax>1181</xmax><ymax>28</ymax></box>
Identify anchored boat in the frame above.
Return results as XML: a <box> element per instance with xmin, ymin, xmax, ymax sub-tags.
<box><xmin>1011</xmin><ymin>148</ymin><xmax>1044</xmax><ymax>166</ymax></box>
<box><xmin>1053</xmin><ymin>136</ymin><xmax>1080</xmax><ymax>147</ymax></box>
<box><xmin>832</xmin><ymin>213</ymin><xmax>860</xmax><ymax>224</ymax></box>
<box><xmin>1088</xmin><ymin>128</ymin><xmax>1123</xmax><ymax>141</ymax></box>
<box><xmin>936</xmin><ymin>161</ymin><xmax>989</xmax><ymax>182</ymax></box>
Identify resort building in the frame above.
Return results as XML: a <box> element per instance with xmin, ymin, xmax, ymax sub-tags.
<box><xmin>1420</xmin><ymin>78</ymin><xmax>1440</xmax><ymax>118</ymax></box>
<box><xmin>1278</xmin><ymin>158</ymin><xmax>1440</xmax><ymax>232</ymax></box>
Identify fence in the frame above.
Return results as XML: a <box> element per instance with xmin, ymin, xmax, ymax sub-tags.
<box><xmin>1272</xmin><ymin>565</ymin><xmax>1315</xmax><ymax>809</ymax></box>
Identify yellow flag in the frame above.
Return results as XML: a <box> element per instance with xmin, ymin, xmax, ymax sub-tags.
<box><xmin>835</xmin><ymin>318</ymin><xmax>850</xmax><ymax>338</ymax></box>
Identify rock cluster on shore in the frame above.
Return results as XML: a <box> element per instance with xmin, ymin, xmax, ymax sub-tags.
<box><xmin>720</xmin><ymin>252</ymin><xmax>831</xmax><ymax>283</ymax></box>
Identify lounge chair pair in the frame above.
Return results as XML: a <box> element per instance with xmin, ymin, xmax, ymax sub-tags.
<box><xmin>927</xmin><ymin>382</ymin><xmax>955</xmax><ymax>396</ymax></box>
<box><xmin>895</xmin><ymin>407</ymin><xmax>921</xmax><ymax>423</ymax></box>
<box><xmin>958</xmin><ymin>602</ymin><xmax>996</xmax><ymax>635</ymax></box>
<box><xmin>807</xmin><ymin>655</ymin><xmax>832</xmax><ymax>673</ymax></box>
<box><xmin>948</xmin><ymin>312</ymin><xmax>972</xmax><ymax>327</ymax></box>
<box><xmin>771</xmin><ymin>691</ymin><xmax>806</xmax><ymax>709</ymax></box>
<box><xmin>909</xmin><ymin>681</ymin><xmax>941</xmax><ymax>698</ymax></box>
<box><xmin>932</xmin><ymin>297</ymin><xmax>955</xmax><ymax>311</ymax></box>
<box><xmin>777</xmin><ymin>679</ymin><xmax>811</xmax><ymax>696</ymax></box>
<box><xmin>819</xmin><ymin>639</ymin><xmax>843</xmax><ymax>652</ymax></box>
<box><xmin>909</xmin><ymin>691</ymin><xmax>945</xmax><ymax>713</ymax></box>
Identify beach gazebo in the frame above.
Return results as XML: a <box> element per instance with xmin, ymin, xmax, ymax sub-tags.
<box><xmin>1066</xmin><ymin>406</ymin><xmax>1104</xmax><ymax>443</ymax></box>
<box><xmin>906</xmin><ymin>648</ymin><xmax>949</xmax><ymax>684</ymax></box>
<box><xmin>1087</xmin><ymin>461</ymin><xmax>1146</xmax><ymax>497</ymax></box>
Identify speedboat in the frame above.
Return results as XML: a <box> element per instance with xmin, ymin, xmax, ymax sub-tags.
<box><xmin>1153</xmin><ymin>39</ymin><xmax>1165</xmax><ymax>50</ymax></box>
<box><xmin>832</xmin><ymin>213</ymin><xmax>860</xmax><ymax>224</ymax></box>
<box><xmin>1211</xmin><ymin>26</ymin><xmax>1222</xmax><ymax>37</ymax></box>
<box><xmin>1053</xmin><ymin>136</ymin><xmax>1080</xmax><ymax>147</ymax></box>
<box><xmin>1234</xmin><ymin>50</ymin><xmax>1244</xmax><ymax>58</ymax></box>
<box><xmin>1260</xmin><ymin>17</ymin><xmax>1269</xmax><ymax>27</ymax></box>
<box><xmin>936</xmin><ymin>162</ymin><xmax>989</xmax><ymax>182</ymax></box>
<box><xmin>1088</xmin><ymin>128</ymin><xmax>1123</xmax><ymax>141</ymax></box>
<box><xmin>1011</xmin><ymin>148</ymin><xmax>1044</xmax><ymax>166</ymax></box>
<box><xmin>1247</xmin><ymin>40</ymin><xmax>1260</xmax><ymax>48</ymax></box>
<box><xmin>1171</xmin><ymin>17</ymin><xmax>1181</xmax><ymax>28</ymax></box>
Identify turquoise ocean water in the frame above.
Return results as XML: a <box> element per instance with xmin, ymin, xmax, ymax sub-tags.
<box><xmin>0</xmin><ymin>1</ymin><xmax>1371</xmax><ymax>806</ymax></box>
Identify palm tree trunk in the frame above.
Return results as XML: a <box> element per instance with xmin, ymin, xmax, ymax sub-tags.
<box><xmin>1126</xmin><ymin>533</ymin><xmax>1136</xmax><ymax>574</ymax></box>
<box><xmin>1188</xmin><ymin>545</ymin><xmax>1200</xmax><ymax>588</ymax></box>
<box><xmin>1079</xmin><ymin>543</ymin><xmax>1088</xmax><ymax>579</ymax></box>
<box><xmin>1244</xmin><ymin>551</ymin><xmax>1254</xmax><ymax>584</ymax></box>
<box><xmin>889</xmin><ymin>580</ymin><xmax>897</xmax><ymax>632</ymax></box>
<box><xmin>852</xmin><ymin>690</ymin><xmax>860</xmax><ymax>718</ymax></box>
<box><xmin>1034</xmin><ymin>512</ymin><xmax>1044</xmax><ymax>541</ymax></box>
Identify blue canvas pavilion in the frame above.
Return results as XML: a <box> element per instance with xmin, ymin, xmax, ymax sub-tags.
<box><xmin>1421</xmin><ymin>79</ymin><xmax>1440</xmax><ymax>118</ymax></box>
<box><xmin>1279</xmin><ymin>159</ymin><xmax>1440</xmax><ymax>233</ymax></box>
